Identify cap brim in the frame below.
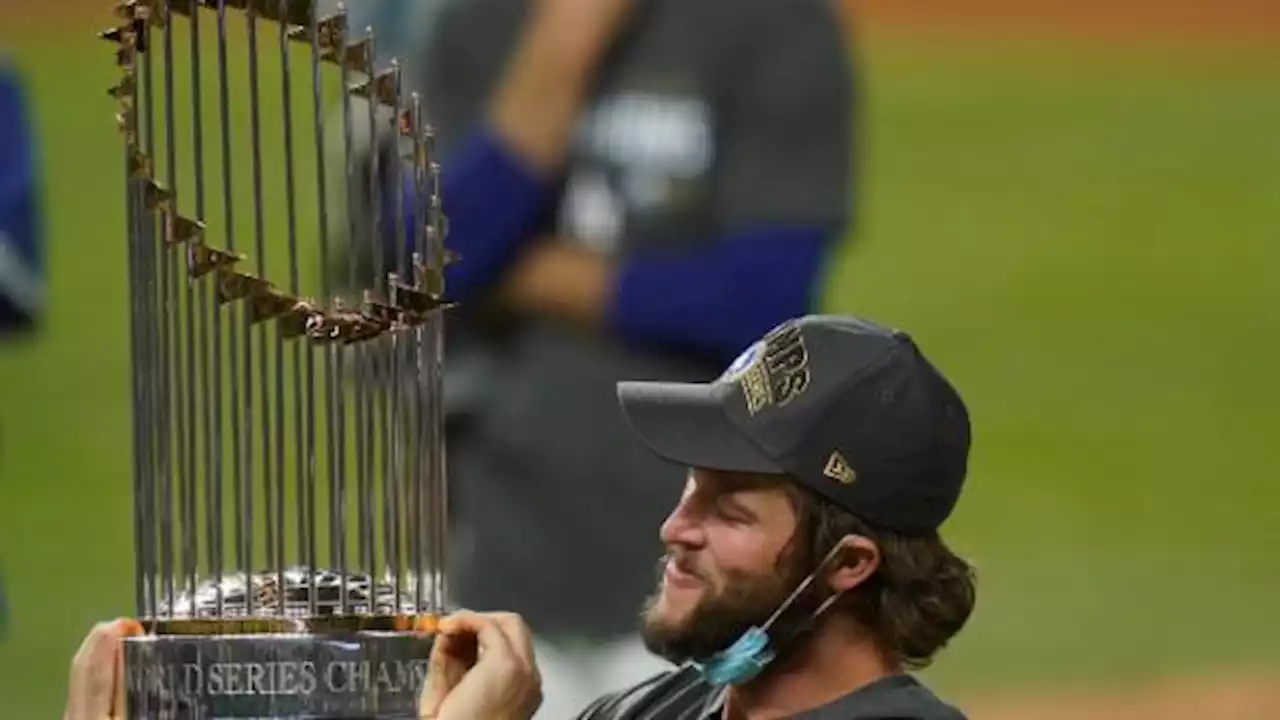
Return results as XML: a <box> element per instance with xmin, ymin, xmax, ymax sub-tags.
<box><xmin>617</xmin><ymin>381</ymin><xmax>784</xmax><ymax>475</ymax></box>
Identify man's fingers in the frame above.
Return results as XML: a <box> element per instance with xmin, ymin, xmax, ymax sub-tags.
<box><xmin>432</xmin><ymin>623</ymin><xmax>477</xmax><ymax>665</ymax></box>
<box><xmin>70</xmin><ymin>620</ymin><xmax>116</xmax><ymax>673</ymax></box>
<box><xmin>66</xmin><ymin>618</ymin><xmax>137</xmax><ymax>720</ymax></box>
<box><xmin>486</xmin><ymin>612</ymin><xmax>537</xmax><ymax>671</ymax></box>
<box><xmin>438</xmin><ymin>610</ymin><xmax>516</xmax><ymax>659</ymax></box>
<box><xmin>417</xmin><ymin>612</ymin><xmax>540</xmax><ymax>719</ymax></box>
<box><xmin>427</xmin><ymin>623</ymin><xmax>476</xmax><ymax>692</ymax></box>
<box><xmin>70</xmin><ymin>621</ymin><xmax>119</xmax><ymax>701</ymax></box>
<box><xmin>420</xmin><ymin>612</ymin><xmax>497</xmax><ymax>718</ymax></box>
<box><xmin>418</xmin><ymin>648</ymin><xmax>451</xmax><ymax>720</ymax></box>
<box><xmin>437</xmin><ymin>611</ymin><xmax>533</xmax><ymax>668</ymax></box>
<box><xmin>110</xmin><ymin>620</ymin><xmax>143</xmax><ymax>718</ymax></box>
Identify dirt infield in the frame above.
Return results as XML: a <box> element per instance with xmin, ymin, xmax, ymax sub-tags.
<box><xmin>7</xmin><ymin>0</ymin><xmax>1280</xmax><ymax>44</ymax></box>
<box><xmin>845</xmin><ymin>0</ymin><xmax>1280</xmax><ymax>44</ymax></box>
<box><xmin>963</xmin><ymin>670</ymin><xmax>1280</xmax><ymax>720</ymax></box>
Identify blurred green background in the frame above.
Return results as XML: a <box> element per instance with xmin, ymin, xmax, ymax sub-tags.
<box><xmin>1</xmin><ymin>2</ymin><xmax>1277</xmax><ymax>717</ymax></box>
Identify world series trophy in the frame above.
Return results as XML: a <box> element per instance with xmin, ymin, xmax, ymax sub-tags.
<box><xmin>99</xmin><ymin>1</ymin><xmax>454</xmax><ymax>716</ymax></box>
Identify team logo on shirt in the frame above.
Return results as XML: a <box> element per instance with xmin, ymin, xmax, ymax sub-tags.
<box><xmin>560</xmin><ymin>91</ymin><xmax>714</xmax><ymax>251</ymax></box>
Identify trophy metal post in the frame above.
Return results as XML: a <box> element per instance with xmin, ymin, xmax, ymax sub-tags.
<box><xmin>100</xmin><ymin>1</ymin><xmax>454</xmax><ymax>716</ymax></box>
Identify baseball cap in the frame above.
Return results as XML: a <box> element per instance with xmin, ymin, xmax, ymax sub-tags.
<box><xmin>616</xmin><ymin>315</ymin><xmax>970</xmax><ymax>534</ymax></box>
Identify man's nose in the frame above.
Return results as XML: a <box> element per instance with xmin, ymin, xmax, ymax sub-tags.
<box><xmin>659</xmin><ymin>502</ymin><xmax>705</xmax><ymax>548</ymax></box>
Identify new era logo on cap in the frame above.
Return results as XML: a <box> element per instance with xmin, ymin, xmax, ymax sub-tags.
<box><xmin>618</xmin><ymin>315</ymin><xmax>971</xmax><ymax>534</ymax></box>
<box><xmin>823</xmin><ymin>451</ymin><xmax>856</xmax><ymax>485</ymax></box>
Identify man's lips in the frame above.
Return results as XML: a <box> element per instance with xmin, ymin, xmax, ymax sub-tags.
<box><xmin>663</xmin><ymin>559</ymin><xmax>704</xmax><ymax>589</ymax></box>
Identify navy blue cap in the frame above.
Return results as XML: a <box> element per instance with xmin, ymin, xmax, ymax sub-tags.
<box><xmin>617</xmin><ymin>315</ymin><xmax>971</xmax><ymax>534</ymax></box>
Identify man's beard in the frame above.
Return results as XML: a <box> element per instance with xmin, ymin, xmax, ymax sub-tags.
<box><xmin>639</xmin><ymin>551</ymin><xmax>824</xmax><ymax>666</ymax></box>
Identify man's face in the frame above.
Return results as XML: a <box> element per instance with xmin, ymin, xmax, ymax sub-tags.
<box><xmin>640</xmin><ymin>469</ymin><xmax>814</xmax><ymax>664</ymax></box>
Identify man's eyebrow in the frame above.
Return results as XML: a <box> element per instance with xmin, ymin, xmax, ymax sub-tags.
<box><xmin>691</xmin><ymin>470</ymin><xmax>787</xmax><ymax>511</ymax></box>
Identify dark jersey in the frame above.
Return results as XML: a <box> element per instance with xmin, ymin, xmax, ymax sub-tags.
<box><xmin>419</xmin><ymin>0</ymin><xmax>857</xmax><ymax>640</ymax></box>
<box><xmin>576</xmin><ymin>668</ymin><xmax>968</xmax><ymax>720</ymax></box>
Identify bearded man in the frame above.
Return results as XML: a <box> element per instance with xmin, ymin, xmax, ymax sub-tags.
<box><xmin>420</xmin><ymin>315</ymin><xmax>977</xmax><ymax>720</ymax></box>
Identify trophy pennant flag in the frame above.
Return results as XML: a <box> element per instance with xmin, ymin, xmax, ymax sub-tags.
<box><xmin>99</xmin><ymin>0</ymin><xmax>455</xmax><ymax>715</ymax></box>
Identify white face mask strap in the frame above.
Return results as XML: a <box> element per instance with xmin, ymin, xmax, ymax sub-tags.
<box><xmin>759</xmin><ymin>541</ymin><xmax>846</xmax><ymax>633</ymax></box>
<box><xmin>666</xmin><ymin>542</ymin><xmax>857</xmax><ymax>696</ymax></box>
<box><xmin>764</xmin><ymin>541</ymin><xmax>856</xmax><ymax>654</ymax></box>
<box><xmin>779</xmin><ymin>585</ymin><xmax>849</xmax><ymax>645</ymax></box>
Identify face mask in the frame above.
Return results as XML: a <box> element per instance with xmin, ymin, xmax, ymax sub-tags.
<box><xmin>638</xmin><ymin>543</ymin><xmax>853</xmax><ymax>720</ymax></box>
<box><xmin>694</xmin><ymin>542</ymin><xmax>849</xmax><ymax>687</ymax></box>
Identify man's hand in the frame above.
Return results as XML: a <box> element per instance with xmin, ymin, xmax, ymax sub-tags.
<box><xmin>499</xmin><ymin>240</ymin><xmax>612</xmax><ymax>327</ymax></box>
<box><xmin>63</xmin><ymin>618</ymin><xmax>143</xmax><ymax>720</ymax></box>
<box><xmin>418</xmin><ymin>611</ymin><xmax>543</xmax><ymax>720</ymax></box>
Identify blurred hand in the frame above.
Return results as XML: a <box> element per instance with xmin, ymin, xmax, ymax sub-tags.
<box><xmin>418</xmin><ymin>611</ymin><xmax>543</xmax><ymax>720</ymax></box>
<box><xmin>63</xmin><ymin>618</ymin><xmax>143</xmax><ymax>720</ymax></box>
<box><xmin>498</xmin><ymin>240</ymin><xmax>611</xmax><ymax>327</ymax></box>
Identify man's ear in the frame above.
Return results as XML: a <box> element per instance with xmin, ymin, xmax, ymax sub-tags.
<box><xmin>826</xmin><ymin>534</ymin><xmax>880</xmax><ymax>594</ymax></box>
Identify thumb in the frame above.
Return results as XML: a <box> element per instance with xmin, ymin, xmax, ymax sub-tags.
<box><xmin>420</xmin><ymin>618</ymin><xmax>474</xmax><ymax>718</ymax></box>
<box><xmin>110</xmin><ymin>620</ymin><xmax>144</xmax><ymax>718</ymax></box>
<box><xmin>441</xmin><ymin>611</ymin><xmax>515</xmax><ymax>657</ymax></box>
<box><xmin>66</xmin><ymin>619</ymin><xmax>134</xmax><ymax>720</ymax></box>
<box><xmin>419</xmin><ymin>612</ymin><xmax>514</xmax><ymax>718</ymax></box>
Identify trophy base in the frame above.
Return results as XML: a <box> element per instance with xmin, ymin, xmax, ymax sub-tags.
<box><xmin>124</xmin><ymin>615</ymin><xmax>438</xmax><ymax>719</ymax></box>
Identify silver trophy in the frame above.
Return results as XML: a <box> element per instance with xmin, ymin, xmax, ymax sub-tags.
<box><xmin>99</xmin><ymin>1</ymin><xmax>453</xmax><ymax>716</ymax></box>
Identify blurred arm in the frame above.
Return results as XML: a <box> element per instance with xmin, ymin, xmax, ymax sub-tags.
<box><xmin>0</xmin><ymin>60</ymin><xmax>42</xmax><ymax>336</ymax></box>
<box><xmin>498</xmin><ymin>2</ymin><xmax>856</xmax><ymax>361</ymax></box>
<box><xmin>417</xmin><ymin>0</ymin><xmax>631</xmax><ymax>304</ymax></box>
<box><xmin>499</xmin><ymin>228</ymin><xmax>827</xmax><ymax>361</ymax></box>
<box><xmin>485</xmin><ymin>0</ymin><xmax>633</xmax><ymax>176</ymax></box>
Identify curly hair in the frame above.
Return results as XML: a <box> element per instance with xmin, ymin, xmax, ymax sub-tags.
<box><xmin>792</xmin><ymin>488</ymin><xmax>977</xmax><ymax>670</ymax></box>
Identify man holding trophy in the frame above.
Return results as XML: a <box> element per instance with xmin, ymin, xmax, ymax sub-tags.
<box><xmin>66</xmin><ymin>314</ymin><xmax>977</xmax><ymax>720</ymax></box>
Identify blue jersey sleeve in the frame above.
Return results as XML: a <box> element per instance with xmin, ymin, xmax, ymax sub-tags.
<box><xmin>0</xmin><ymin>61</ymin><xmax>43</xmax><ymax>334</ymax></box>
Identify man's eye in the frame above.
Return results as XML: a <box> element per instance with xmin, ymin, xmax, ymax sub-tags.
<box><xmin>715</xmin><ymin>502</ymin><xmax>752</xmax><ymax>523</ymax></box>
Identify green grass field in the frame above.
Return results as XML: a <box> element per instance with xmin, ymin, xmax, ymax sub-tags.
<box><xmin>0</xmin><ymin>19</ymin><xmax>1278</xmax><ymax>717</ymax></box>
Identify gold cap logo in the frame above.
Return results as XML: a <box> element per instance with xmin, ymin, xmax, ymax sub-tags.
<box><xmin>740</xmin><ymin>323</ymin><xmax>811</xmax><ymax>416</ymax></box>
<box><xmin>823</xmin><ymin>451</ymin><xmax>856</xmax><ymax>484</ymax></box>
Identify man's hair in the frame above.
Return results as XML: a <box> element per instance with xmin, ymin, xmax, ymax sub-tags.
<box><xmin>791</xmin><ymin>487</ymin><xmax>977</xmax><ymax>670</ymax></box>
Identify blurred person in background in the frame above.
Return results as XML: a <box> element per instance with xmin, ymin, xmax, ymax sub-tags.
<box><xmin>0</xmin><ymin>54</ymin><xmax>43</xmax><ymax>340</ymax></box>
<box><xmin>0</xmin><ymin>52</ymin><xmax>42</xmax><ymax>644</ymax></box>
<box><xmin>336</xmin><ymin>0</ymin><xmax>860</xmax><ymax>715</ymax></box>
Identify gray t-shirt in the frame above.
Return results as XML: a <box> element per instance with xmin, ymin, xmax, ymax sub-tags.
<box><xmin>576</xmin><ymin>670</ymin><xmax>968</xmax><ymax>720</ymax></box>
<box><xmin>420</xmin><ymin>0</ymin><xmax>857</xmax><ymax>640</ymax></box>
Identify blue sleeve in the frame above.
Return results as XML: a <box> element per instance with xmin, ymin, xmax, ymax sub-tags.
<box><xmin>388</xmin><ymin>130</ymin><xmax>827</xmax><ymax>361</ymax></box>
<box><xmin>0</xmin><ymin>62</ymin><xmax>42</xmax><ymax>334</ymax></box>
<box><xmin>388</xmin><ymin>127</ymin><xmax>555</xmax><ymax>304</ymax></box>
<box><xmin>608</xmin><ymin>227</ymin><xmax>829</xmax><ymax>363</ymax></box>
